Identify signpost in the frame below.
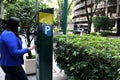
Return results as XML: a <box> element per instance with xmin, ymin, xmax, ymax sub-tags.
<box><xmin>36</xmin><ymin>8</ymin><xmax>54</xmax><ymax>80</ymax></box>
<box><xmin>63</xmin><ymin>0</ymin><xmax>68</xmax><ymax>34</ymax></box>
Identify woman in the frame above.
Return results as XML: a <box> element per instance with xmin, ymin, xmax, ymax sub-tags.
<box><xmin>0</xmin><ymin>17</ymin><xmax>35</xmax><ymax>80</ymax></box>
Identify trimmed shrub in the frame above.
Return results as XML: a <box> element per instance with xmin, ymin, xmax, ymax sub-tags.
<box><xmin>54</xmin><ymin>34</ymin><xmax>120</xmax><ymax>80</ymax></box>
<box><xmin>92</xmin><ymin>16</ymin><xmax>114</xmax><ymax>32</ymax></box>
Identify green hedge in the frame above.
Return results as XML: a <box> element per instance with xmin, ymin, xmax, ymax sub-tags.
<box><xmin>92</xmin><ymin>16</ymin><xmax>114</xmax><ymax>31</ymax></box>
<box><xmin>54</xmin><ymin>34</ymin><xmax>120</xmax><ymax>80</ymax></box>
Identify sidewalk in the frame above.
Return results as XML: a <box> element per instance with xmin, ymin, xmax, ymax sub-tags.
<box><xmin>28</xmin><ymin>70</ymin><xmax>69</xmax><ymax>80</ymax></box>
<box><xmin>0</xmin><ymin>66</ymin><xmax>69</xmax><ymax>80</ymax></box>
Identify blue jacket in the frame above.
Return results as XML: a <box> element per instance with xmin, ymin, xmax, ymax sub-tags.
<box><xmin>0</xmin><ymin>30</ymin><xmax>29</xmax><ymax>66</ymax></box>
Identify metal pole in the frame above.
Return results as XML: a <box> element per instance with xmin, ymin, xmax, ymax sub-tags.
<box><xmin>63</xmin><ymin>0</ymin><xmax>68</xmax><ymax>34</ymax></box>
<box><xmin>36</xmin><ymin>0</ymin><xmax>38</xmax><ymax>11</ymax></box>
<box><xmin>36</xmin><ymin>0</ymin><xmax>39</xmax><ymax>22</ymax></box>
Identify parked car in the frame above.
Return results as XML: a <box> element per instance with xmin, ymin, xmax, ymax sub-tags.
<box><xmin>73</xmin><ymin>24</ymin><xmax>88</xmax><ymax>34</ymax></box>
<box><xmin>73</xmin><ymin>27</ymin><xmax>84</xmax><ymax>34</ymax></box>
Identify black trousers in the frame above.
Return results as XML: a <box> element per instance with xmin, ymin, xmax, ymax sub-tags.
<box><xmin>1</xmin><ymin>66</ymin><xmax>28</xmax><ymax>80</ymax></box>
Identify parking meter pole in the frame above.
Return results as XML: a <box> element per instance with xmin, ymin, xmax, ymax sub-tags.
<box><xmin>63</xmin><ymin>0</ymin><xmax>68</xmax><ymax>34</ymax></box>
<box><xmin>36</xmin><ymin>8</ymin><xmax>54</xmax><ymax>80</ymax></box>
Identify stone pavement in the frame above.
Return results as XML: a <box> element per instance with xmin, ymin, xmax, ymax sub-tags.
<box><xmin>0</xmin><ymin>65</ymin><xmax>69</xmax><ymax>80</ymax></box>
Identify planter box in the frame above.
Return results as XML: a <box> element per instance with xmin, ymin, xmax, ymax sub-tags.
<box><xmin>23</xmin><ymin>58</ymin><xmax>36</xmax><ymax>75</ymax></box>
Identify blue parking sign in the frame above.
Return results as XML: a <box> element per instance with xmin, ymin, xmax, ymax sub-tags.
<box><xmin>42</xmin><ymin>24</ymin><xmax>52</xmax><ymax>36</ymax></box>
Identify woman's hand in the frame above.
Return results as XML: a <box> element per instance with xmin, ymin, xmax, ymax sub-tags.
<box><xmin>28</xmin><ymin>45</ymin><xmax>36</xmax><ymax>50</ymax></box>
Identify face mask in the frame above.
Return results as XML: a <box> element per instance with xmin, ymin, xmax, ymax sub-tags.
<box><xmin>18</xmin><ymin>26</ymin><xmax>21</xmax><ymax>32</ymax></box>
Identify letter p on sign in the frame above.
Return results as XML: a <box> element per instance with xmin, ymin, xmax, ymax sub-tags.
<box><xmin>45</xmin><ymin>26</ymin><xmax>51</xmax><ymax>34</ymax></box>
<box><xmin>42</xmin><ymin>24</ymin><xmax>52</xmax><ymax>36</ymax></box>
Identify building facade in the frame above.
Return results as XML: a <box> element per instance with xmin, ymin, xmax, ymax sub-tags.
<box><xmin>73</xmin><ymin>0</ymin><xmax>120</xmax><ymax>34</ymax></box>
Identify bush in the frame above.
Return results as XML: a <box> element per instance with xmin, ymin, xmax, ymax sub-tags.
<box><xmin>54</xmin><ymin>34</ymin><xmax>120</xmax><ymax>80</ymax></box>
<box><xmin>92</xmin><ymin>16</ymin><xmax>114</xmax><ymax>32</ymax></box>
<box><xmin>90</xmin><ymin>32</ymin><xmax>116</xmax><ymax>37</ymax></box>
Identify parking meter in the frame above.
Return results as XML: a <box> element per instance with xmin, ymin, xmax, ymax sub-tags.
<box><xmin>35</xmin><ymin>8</ymin><xmax>54</xmax><ymax>80</ymax></box>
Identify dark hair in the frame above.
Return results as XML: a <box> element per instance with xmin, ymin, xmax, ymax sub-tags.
<box><xmin>0</xmin><ymin>18</ymin><xmax>6</xmax><ymax>34</ymax></box>
<box><xmin>6</xmin><ymin>17</ymin><xmax>20</xmax><ymax>37</ymax></box>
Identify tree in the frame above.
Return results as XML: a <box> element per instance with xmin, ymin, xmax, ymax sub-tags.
<box><xmin>57</xmin><ymin>0</ymin><xmax>74</xmax><ymax>29</ymax></box>
<box><xmin>92</xmin><ymin>16</ymin><xmax>114</xmax><ymax>32</ymax></box>
<box><xmin>3</xmin><ymin>0</ymin><xmax>50</xmax><ymax>59</ymax></box>
<box><xmin>4</xmin><ymin>0</ymin><xmax>17</xmax><ymax>4</ymax></box>
<box><xmin>84</xmin><ymin>0</ymin><xmax>102</xmax><ymax>34</ymax></box>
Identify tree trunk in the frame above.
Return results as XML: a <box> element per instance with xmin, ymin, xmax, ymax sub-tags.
<box><xmin>116</xmin><ymin>19</ymin><xmax>120</xmax><ymax>36</ymax></box>
<box><xmin>116</xmin><ymin>0</ymin><xmax>120</xmax><ymax>35</ymax></box>
<box><xmin>88</xmin><ymin>21</ymin><xmax>92</xmax><ymax>34</ymax></box>
<box><xmin>26</xmin><ymin>27</ymin><xmax>32</xmax><ymax>59</ymax></box>
<box><xmin>105</xmin><ymin>0</ymin><xmax>108</xmax><ymax>16</ymax></box>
